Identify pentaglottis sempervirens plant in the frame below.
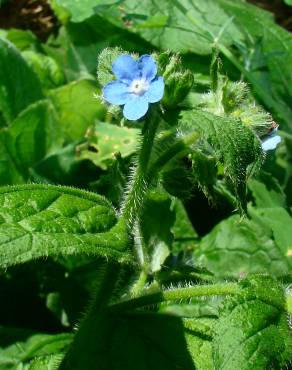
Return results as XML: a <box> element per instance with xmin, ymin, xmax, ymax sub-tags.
<box><xmin>0</xmin><ymin>0</ymin><xmax>291</xmax><ymax>369</ymax></box>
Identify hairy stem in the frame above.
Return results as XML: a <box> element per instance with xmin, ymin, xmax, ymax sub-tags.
<box><xmin>120</xmin><ymin>109</ymin><xmax>160</xmax><ymax>228</ymax></box>
<box><xmin>109</xmin><ymin>282</ymin><xmax>240</xmax><ymax>313</ymax></box>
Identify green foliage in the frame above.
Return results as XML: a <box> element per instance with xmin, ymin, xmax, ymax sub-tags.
<box><xmin>213</xmin><ymin>275</ymin><xmax>292</xmax><ymax>369</ymax></box>
<box><xmin>158</xmin><ymin>52</ymin><xmax>194</xmax><ymax>109</ymax></box>
<box><xmin>0</xmin><ymin>332</ymin><xmax>72</xmax><ymax>369</ymax></box>
<box><xmin>0</xmin><ymin>0</ymin><xmax>291</xmax><ymax>369</ymax></box>
<box><xmin>0</xmin><ymin>185</ymin><xmax>131</xmax><ymax>268</ymax></box>
<box><xmin>22</xmin><ymin>51</ymin><xmax>65</xmax><ymax>90</ymax></box>
<box><xmin>178</xmin><ymin>109</ymin><xmax>262</xmax><ymax>211</ymax></box>
<box><xmin>0</xmin><ymin>38</ymin><xmax>43</xmax><ymax>125</ymax></box>
<box><xmin>78</xmin><ymin>122</ymin><xmax>139</xmax><ymax>170</ymax></box>
<box><xmin>195</xmin><ymin>203</ymin><xmax>292</xmax><ymax>279</ymax></box>
<box><xmin>8</xmin><ymin>100</ymin><xmax>63</xmax><ymax>172</ymax></box>
<box><xmin>48</xmin><ymin>79</ymin><xmax>106</xmax><ymax>141</ymax></box>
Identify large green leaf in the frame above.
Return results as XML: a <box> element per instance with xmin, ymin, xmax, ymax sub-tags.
<box><xmin>195</xmin><ymin>207</ymin><xmax>292</xmax><ymax>278</ymax></box>
<box><xmin>0</xmin><ymin>332</ymin><xmax>72</xmax><ymax>370</ymax></box>
<box><xmin>0</xmin><ymin>38</ymin><xmax>43</xmax><ymax>125</ymax></box>
<box><xmin>60</xmin><ymin>310</ymin><xmax>213</xmax><ymax>370</ymax></box>
<box><xmin>120</xmin><ymin>0</ymin><xmax>242</xmax><ymax>54</ymax></box>
<box><xmin>213</xmin><ymin>275</ymin><xmax>292</xmax><ymax>369</ymax></box>
<box><xmin>48</xmin><ymin>79</ymin><xmax>106</xmax><ymax>141</ymax></box>
<box><xmin>0</xmin><ymin>184</ymin><xmax>131</xmax><ymax>268</ymax></box>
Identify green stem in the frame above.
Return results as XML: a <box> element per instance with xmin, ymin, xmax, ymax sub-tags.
<box><xmin>120</xmin><ymin>109</ymin><xmax>160</xmax><ymax>228</ymax></box>
<box><xmin>109</xmin><ymin>282</ymin><xmax>239</xmax><ymax>313</ymax></box>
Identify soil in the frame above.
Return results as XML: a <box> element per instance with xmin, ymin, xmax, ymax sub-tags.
<box><xmin>0</xmin><ymin>0</ymin><xmax>58</xmax><ymax>40</ymax></box>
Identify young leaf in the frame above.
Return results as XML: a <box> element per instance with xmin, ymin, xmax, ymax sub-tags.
<box><xmin>0</xmin><ymin>184</ymin><xmax>132</xmax><ymax>269</ymax></box>
<box><xmin>213</xmin><ymin>275</ymin><xmax>292</xmax><ymax>369</ymax></box>
<box><xmin>178</xmin><ymin>109</ymin><xmax>262</xmax><ymax>211</ymax></box>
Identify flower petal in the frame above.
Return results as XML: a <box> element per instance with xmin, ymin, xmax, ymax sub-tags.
<box><xmin>138</xmin><ymin>55</ymin><xmax>157</xmax><ymax>81</ymax></box>
<box><xmin>112</xmin><ymin>55</ymin><xmax>139</xmax><ymax>84</ymax></box>
<box><xmin>103</xmin><ymin>81</ymin><xmax>130</xmax><ymax>105</ymax></box>
<box><xmin>123</xmin><ymin>95</ymin><xmax>149</xmax><ymax>121</ymax></box>
<box><xmin>261</xmin><ymin>134</ymin><xmax>282</xmax><ymax>151</ymax></box>
<box><xmin>145</xmin><ymin>76</ymin><xmax>164</xmax><ymax>103</ymax></box>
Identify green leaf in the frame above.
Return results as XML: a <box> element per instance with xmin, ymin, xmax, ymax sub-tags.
<box><xmin>195</xmin><ymin>207</ymin><xmax>292</xmax><ymax>278</ymax></box>
<box><xmin>179</xmin><ymin>109</ymin><xmax>262</xmax><ymax>211</ymax></box>
<box><xmin>248</xmin><ymin>174</ymin><xmax>286</xmax><ymax>208</ymax></box>
<box><xmin>0</xmin><ymin>38</ymin><xmax>43</xmax><ymax>125</ymax></box>
<box><xmin>28</xmin><ymin>354</ymin><xmax>63</xmax><ymax>370</ymax></box>
<box><xmin>7</xmin><ymin>100</ymin><xmax>64</xmax><ymax>173</ymax></box>
<box><xmin>78</xmin><ymin>122</ymin><xmax>139</xmax><ymax>170</ymax></box>
<box><xmin>54</xmin><ymin>0</ymin><xmax>116</xmax><ymax>23</ymax></box>
<box><xmin>213</xmin><ymin>275</ymin><xmax>292</xmax><ymax>369</ymax></box>
<box><xmin>60</xmin><ymin>311</ymin><xmax>213</xmax><ymax>370</ymax></box>
<box><xmin>171</xmin><ymin>199</ymin><xmax>198</xmax><ymax>254</ymax></box>
<box><xmin>22</xmin><ymin>51</ymin><xmax>65</xmax><ymax>90</ymax></box>
<box><xmin>44</xmin><ymin>16</ymin><xmax>149</xmax><ymax>81</ymax></box>
<box><xmin>3</xmin><ymin>29</ymin><xmax>41</xmax><ymax>52</ymax></box>
<box><xmin>0</xmin><ymin>332</ymin><xmax>72</xmax><ymax>369</ymax></box>
<box><xmin>284</xmin><ymin>0</ymin><xmax>292</xmax><ymax>5</ymax></box>
<box><xmin>0</xmin><ymin>184</ymin><xmax>131</xmax><ymax>269</ymax></box>
<box><xmin>0</xmin><ymin>130</ymin><xmax>25</xmax><ymax>186</ymax></box>
<box><xmin>120</xmin><ymin>0</ymin><xmax>242</xmax><ymax>55</ymax></box>
<box><xmin>48</xmin><ymin>79</ymin><xmax>106</xmax><ymax>142</ymax></box>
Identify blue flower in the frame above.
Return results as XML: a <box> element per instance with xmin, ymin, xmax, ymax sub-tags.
<box><xmin>261</xmin><ymin>129</ymin><xmax>282</xmax><ymax>151</ymax></box>
<box><xmin>102</xmin><ymin>54</ymin><xmax>164</xmax><ymax>121</ymax></box>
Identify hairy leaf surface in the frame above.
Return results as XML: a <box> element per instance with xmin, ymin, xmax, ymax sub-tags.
<box><xmin>179</xmin><ymin>109</ymin><xmax>262</xmax><ymax>211</ymax></box>
<box><xmin>213</xmin><ymin>275</ymin><xmax>292</xmax><ymax>369</ymax></box>
<box><xmin>0</xmin><ymin>185</ymin><xmax>131</xmax><ymax>268</ymax></box>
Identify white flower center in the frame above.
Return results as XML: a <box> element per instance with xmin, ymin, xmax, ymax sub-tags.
<box><xmin>130</xmin><ymin>78</ymin><xmax>149</xmax><ymax>96</ymax></box>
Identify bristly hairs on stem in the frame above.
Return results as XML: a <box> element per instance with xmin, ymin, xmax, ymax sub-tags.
<box><xmin>120</xmin><ymin>108</ymin><xmax>161</xmax><ymax>229</ymax></box>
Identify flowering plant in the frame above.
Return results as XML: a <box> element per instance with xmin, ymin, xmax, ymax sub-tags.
<box><xmin>0</xmin><ymin>1</ymin><xmax>291</xmax><ymax>368</ymax></box>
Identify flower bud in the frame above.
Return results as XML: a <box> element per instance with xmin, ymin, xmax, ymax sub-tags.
<box><xmin>162</xmin><ymin>70</ymin><xmax>194</xmax><ymax>109</ymax></box>
<box><xmin>157</xmin><ymin>52</ymin><xmax>194</xmax><ymax>109</ymax></box>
